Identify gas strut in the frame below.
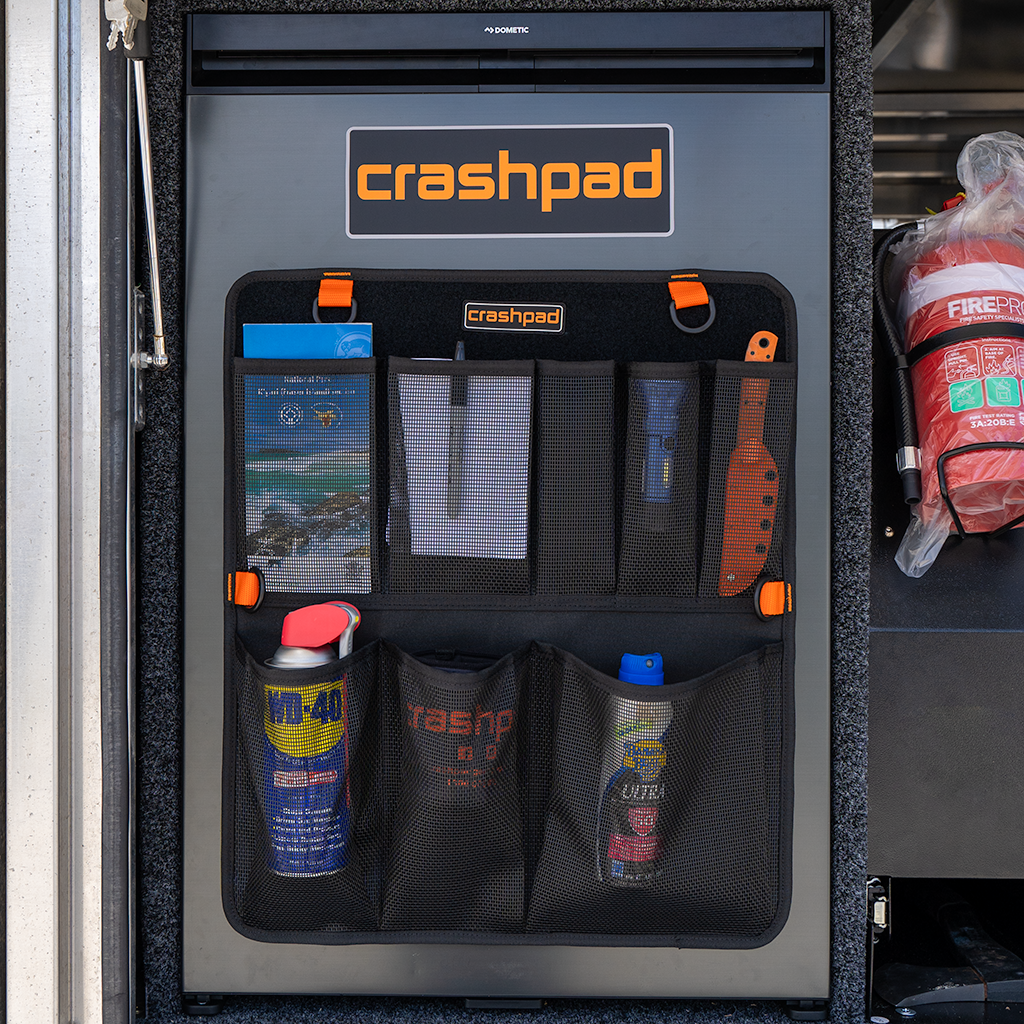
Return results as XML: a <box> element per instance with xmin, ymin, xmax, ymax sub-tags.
<box><xmin>106</xmin><ymin>1</ymin><xmax>169</xmax><ymax>372</ymax></box>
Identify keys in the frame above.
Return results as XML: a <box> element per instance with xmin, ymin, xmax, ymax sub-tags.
<box><xmin>105</xmin><ymin>0</ymin><xmax>147</xmax><ymax>51</ymax></box>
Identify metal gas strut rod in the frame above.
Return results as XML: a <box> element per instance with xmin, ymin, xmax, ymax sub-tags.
<box><xmin>107</xmin><ymin>1</ymin><xmax>169</xmax><ymax>372</ymax></box>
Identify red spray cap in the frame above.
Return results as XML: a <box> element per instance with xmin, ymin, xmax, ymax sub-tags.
<box><xmin>280</xmin><ymin>601</ymin><xmax>361</xmax><ymax>650</ymax></box>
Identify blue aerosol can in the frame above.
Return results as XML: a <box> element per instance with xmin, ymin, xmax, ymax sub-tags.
<box><xmin>263</xmin><ymin>601</ymin><xmax>360</xmax><ymax>877</ymax></box>
<box><xmin>596</xmin><ymin>653</ymin><xmax>673</xmax><ymax>886</ymax></box>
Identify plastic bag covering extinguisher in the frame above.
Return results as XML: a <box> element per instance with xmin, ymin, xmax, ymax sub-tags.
<box><xmin>892</xmin><ymin>132</ymin><xmax>1024</xmax><ymax>576</ymax></box>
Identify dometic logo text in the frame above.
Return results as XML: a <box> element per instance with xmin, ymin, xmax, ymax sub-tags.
<box><xmin>347</xmin><ymin>125</ymin><xmax>673</xmax><ymax>237</ymax></box>
<box><xmin>464</xmin><ymin>301</ymin><xmax>564</xmax><ymax>333</ymax></box>
<box><xmin>484</xmin><ymin>25</ymin><xmax>529</xmax><ymax>33</ymax></box>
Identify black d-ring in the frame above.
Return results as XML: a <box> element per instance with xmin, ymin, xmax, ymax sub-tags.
<box><xmin>936</xmin><ymin>440</ymin><xmax>1024</xmax><ymax>539</ymax></box>
<box><xmin>312</xmin><ymin>295</ymin><xmax>358</xmax><ymax>324</ymax></box>
<box><xmin>669</xmin><ymin>295</ymin><xmax>715</xmax><ymax>334</ymax></box>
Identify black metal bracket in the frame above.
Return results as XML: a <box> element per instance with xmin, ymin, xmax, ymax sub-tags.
<box><xmin>874</xmin><ymin>888</ymin><xmax>1024</xmax><ymax>1009</ymax></box>
<box><xmin>936</xmin><ymin>441</ymin><xmax>1024</xmax><ymax>539</ymax></box>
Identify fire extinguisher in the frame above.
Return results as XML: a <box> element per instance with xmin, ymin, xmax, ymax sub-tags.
<box><xmin>877</xmin><ymin>226</ymin><xmax>1024</xmax><ymax>573</ymax></box>
<box><xmin>874</xmin><ymin>132</ymin><xmax>1024</xmax><ymax>576</ymax></box>
<box><xmin>898</xmin><ymin>234</ymin><xmax>1024</xmax><ymax>531</ymax></box>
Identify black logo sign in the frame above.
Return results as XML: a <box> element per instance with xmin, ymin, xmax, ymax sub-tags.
<box><xmin>347</xmin><ymin>125</ymin><xmax>672</xmax><ymax>237</ymax></box>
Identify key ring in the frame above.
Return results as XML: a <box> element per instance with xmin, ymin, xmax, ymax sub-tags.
<box><xmin>669</xmin><ymin>295</ymin><xmax>715</xmax><ymax>333</ymax></box>
<box><xmin>312</xmin><ymin>296</ymin><xmax>358</xmax><ymax>324</ymax></box>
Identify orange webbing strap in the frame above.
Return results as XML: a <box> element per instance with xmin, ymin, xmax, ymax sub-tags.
<box><xmin>668</xmin><ymin>279</ymin><xmax>710</xmax><ymax>310</ymax></box>
<box><xmin>318</xmin><ymin>274</ymin><xmax>354</xmax><ymax>309</ymax></box>
<box><xmin>227</xmin><ymin>570</ymin><xmax>264</xmax><ymax>611</ymax></box>
<box><xmin>755</xmin><ymin>580</ymin><xmax>792</xmax><ymax>619</ymax></box>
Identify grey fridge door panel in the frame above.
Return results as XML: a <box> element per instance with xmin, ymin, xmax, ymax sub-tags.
<box><xmin>183</xmin><ymin>89</ymin><xmax>830</xmax><ymax>997</ymax></box>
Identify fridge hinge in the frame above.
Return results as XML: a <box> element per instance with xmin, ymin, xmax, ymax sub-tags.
<box><xmin>867</xmin><ymin>876</ymin><xmax>891</xmax><ymax>1017</ymax></box>
<box><xmin>784</xmin><ymin>999</ymin><xmax>829</xmax><ymax>1021</ymax></box>
<box><xmin>868</xmin><ymin>877</ymin><xmax>890</xmax><ymax>939</ymax></box>
<box><xmin>182</xmin><ymin>993</ymin><xmax>224</xmax><ymax>1016</ymax></box>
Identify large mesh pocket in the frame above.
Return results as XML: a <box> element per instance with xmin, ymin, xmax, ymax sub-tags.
<box><xmin>536</xmin><ymin>361</ymin><xmax>616</xmax><ymax>595</ymax></box>
<box><xmin>387</xmin><ymin>357</ymin><xmax>534</xmax><ymax>594</ymax></box>
<box><xmin>228</xmin><ymin>641</ymin><xmax>381</xmax><ymax>935</ymax></box>
<box><xmin>526</xmin><ymin>644</ymin><xmax>786</xmax><ymax>945</ymax></box>
<box><xmin>379</xmin><ymin>642</ymin><xmax>528</xmax><ymax>931</ymax></box>
<box><xmin>233</xmin><ymin>358</ymin><xmax>378</xmax><ymax>595</ymax></box>
<box><xmin>699</xmin><ymin>360</ymin><xmax>795</xmax><ymax>599</ymax></box>
<box><xmin>617</xmin><ymin>363</ymin><xmax>701</xmax><ymax>597</ymax></box>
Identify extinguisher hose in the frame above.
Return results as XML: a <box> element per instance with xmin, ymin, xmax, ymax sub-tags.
<box><xmin>874</xmin><ymin>223</ymin><xmax>923</xmax><ymax>504</ymax></box>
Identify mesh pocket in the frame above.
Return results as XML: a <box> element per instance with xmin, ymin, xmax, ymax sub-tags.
<box><xmin>536</xmin><ymin>361</ymin><xmax>616</xmax><ymax>595</ymax></box>
<box><xmin>387</xmin><ymin>357</ymin><xmax>534</xmax><ymax>594</ymax></box>
<box><xmin>618</xmin><ymin>364</ymin><xmax>701</xmax><ymax>597</ymax></box>
<box><xmin>526</xmin><ymin>644</ymin><xmax>786</xmax><ymax>944</ymax></box>
<box><xmin>229</xmin><ymin>641</ymin><xmax>380</xmax><ymax>934</ymax></box>
<box><xmin>379</xmin><ymin>643</ymin><xmax>528</xmax><ymax>931</ymax></box>
<box><xmin>699</xmin><ymin>361</ymin><xmax>795</xmax><ymax>599</ymax></box>
<box><xmin>233</xmin><ymin>358</ymin><xmax>378</xmax><ymax>595</ymax></box>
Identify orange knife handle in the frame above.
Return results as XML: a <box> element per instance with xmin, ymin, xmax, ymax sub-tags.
<box><xmin>746</xmin><ymin>330</ymin><xmax>778</xmax><ymax>362</ymax></box>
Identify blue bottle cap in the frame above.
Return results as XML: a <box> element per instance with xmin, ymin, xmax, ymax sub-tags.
<box><xmin>618</xmin><ymin>652</ymin><xmax>664</xmax><ymax>685</ymax></box>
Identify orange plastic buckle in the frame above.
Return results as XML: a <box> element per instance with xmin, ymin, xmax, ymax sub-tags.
<box><xmin>754</xmin><ymin>580</ymin><xmax>791</xmax><ymax>620</ymax></box>
<box><xmin>668</xmin><ymin>279</ymin><xmax>709</xmax><ymax>310</ymax></box>
<box><xmin>227</xmin><ymin>569</ymin><xmax>264</xmax><ymax>611</ymax></box>
<box><xmin>318</xmin><ymin>276</ymin><xmax>354</xmax><ymax>308</ymax></box>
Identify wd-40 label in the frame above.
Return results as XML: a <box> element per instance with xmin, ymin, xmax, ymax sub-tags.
<box><xmin>263</xmin><ymin>677</ymin><xmax>350</xmax><ymax>877</ymax></box>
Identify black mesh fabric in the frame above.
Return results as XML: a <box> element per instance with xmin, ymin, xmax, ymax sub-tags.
<box><xmin>387</xmin><ymin>357</ymin><xmax>534</xmax><ymax>594</ymax></box>
<box><xmin>536</xmin><ymin>361</ymin><xmax>617</xmax><ymax>595</ymax></box>
<box><xmin>222</xmin><ymin>270</ymin><xmax>796</xmax><ymax>950</ymax></box>
<box><xmin>618</xmin><ymin>363</ymin><xmax>702</xmax><ymax>596</ymax></box>
<box><xmin>233</xmin><ymin>358</ymin><xmax>378</xmax><ymax>596</ymax></box>
<box><xmin>379</xmin><ymin>643</ymin><xmax>529</xmax><ymax>931</ymax></box>
<box><xmin>227</xmin><ymin>640</ymin><xmax>787</xmax><ymax>946</ymax></box>
<box><xmin>699</xmin><ymin>361</ymin><xmax>796</xmax><ymax>599</ymax></box>
<box><xmin>526</xmin><ymin>644</ymin><xmax>784</xmax><ymax>941</ymax></box>
<box><xmin>230</xmin><ymin>642</ymin><xmax>381</xmax><ymax>935</ymax></box>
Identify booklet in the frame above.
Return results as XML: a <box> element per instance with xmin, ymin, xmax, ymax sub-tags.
<box><xmin>243</xmin><ymin>373</ymin><xmax>372</xmax><ymax>593</ymax></box>
<box><xmin>242</xmin><ymin>322</ymin><xmax>372</xmax><ymax>359</ymax></box>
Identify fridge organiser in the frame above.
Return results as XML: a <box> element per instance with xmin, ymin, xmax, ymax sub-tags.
<box><xmin>230</xmin><ymin>357</ymin><xmax>795</xmax><ymax>603</ymax></box>
<box><xmin>222</xmin><ymin>268</ymin><xmax>797</xmax><ymax>950</ymax></box>
<box><xmin>226</xmin><ymin>636</ymin><xmax>789</xmax><ymax>948</ymax></box>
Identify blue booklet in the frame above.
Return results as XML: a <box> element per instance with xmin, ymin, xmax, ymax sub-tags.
<box><xmin>243</xmin><ymin>373</ymin><xmax>372</xmax><ymax>593</ymax></box>
<box><xmin>242</xmin><ymin>322</ymin><xmax>372</xmax><ymax>359</ymax></box>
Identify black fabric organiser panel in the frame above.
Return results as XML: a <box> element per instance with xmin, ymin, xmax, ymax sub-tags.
<box><xmin>222</xmin><ymin>268</ymin><xmax>797</xmax><ymax>950</ymax></box>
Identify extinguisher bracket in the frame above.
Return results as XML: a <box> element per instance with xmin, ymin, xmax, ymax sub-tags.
<box><xmin>936</xmin><ymin>441</ymin><xmax>1024</xmax><ymax>540</ymax></box>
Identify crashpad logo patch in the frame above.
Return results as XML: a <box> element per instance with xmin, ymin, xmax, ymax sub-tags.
<box><xmin>463</xmin><ymin>301</ymin><xmax>564</xmax><ymax>333</ymax></box>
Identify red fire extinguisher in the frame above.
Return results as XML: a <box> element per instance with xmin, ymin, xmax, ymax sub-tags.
<box><xmin>879</xmin><ymin>131</ymin><xmax>1024</xmax><ymax>576</ymax></box>
<box><xmin>898</xmin><ymin>235</ymin><xmax>1024</xmax><ymax>535</ymax></box>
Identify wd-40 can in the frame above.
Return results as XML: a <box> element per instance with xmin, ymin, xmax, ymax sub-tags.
<box><xmin>262</xmin><ymin>602</ymin><xmax>360</xmax><ymax>877</ymax></box>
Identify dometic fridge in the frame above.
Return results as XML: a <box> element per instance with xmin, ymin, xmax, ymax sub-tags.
<box><xmin>182</xmin><ymin>10</ymin><xmax>831</xmax><ymax>1009</ymax></box>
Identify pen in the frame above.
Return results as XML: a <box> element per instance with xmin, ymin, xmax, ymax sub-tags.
<box><xmin>447</xmin><ymin>340</ymin><xmax>467</xmax><ymax>519</ymax></box>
